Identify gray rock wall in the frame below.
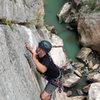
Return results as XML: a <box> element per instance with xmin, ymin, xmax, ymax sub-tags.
<box><xmin>0</xmin><ymin>0</ymin><xmax>46</xmax><ymax>99</ymax></box>
<box><xmin>0</xmin><ymin>24</ymin><xmax>44</xmax><ymax>100</ymax></box>
<box><xmin>0</xmin><ymin>0</ymin><xmax>43</xmax><ymax>23</ymax></box>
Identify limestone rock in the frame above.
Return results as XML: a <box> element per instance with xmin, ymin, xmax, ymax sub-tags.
<box><xmin>87</xmin><ymin>72</ymin><xmax>100</xmax><ymax>82</ymax></box>
<box><xmin>64</xmin><ymin>73</ymin><xmax>80</xmax><ymax>87</ymax></box>
<box><xmin>88</xmin><ymin>82</ymin><xmax>100</xmax><ymax>100</ymax></box>
<box><xmin>91</xmin><ymin>64</ymin><xmax>99</xmax><ymax>70</ymax></box>
<box><xmin>76</xmin><ymin>47</ymin><xmax>92</xmax><ymax>62</ymax></box>
<box><xmin>57</xmin><ymin>2</ymin><xmax>71</xmax><ymax>23</ymax></box>
<box><xmin>78</xmin><ymin>12</ymin><xmax>100</xmax><ymax>53</ymax></box>
<box><xmin>50</xmin><ymin>47</ymin><xmax>67</xmax><ymax>68</ymax></box>
<box><xmin>0</xmin><ymin>0</ymin><xmax>44</xmax><ymax>23</ymax></box>
<box><xmin>72</xmin><ymin>62</ymin><xmax>85</xmax><ymax>68</ymax></box>
<box><xmin>0</xmin><ymin>24</ymin><xmax>43</xmax><ymax>100</ymax></box>
<box><xmin>51</xmin><ymin>34</ymin><xmax>63</xmax><ymax>47</ymax></box>
<box><xmin>83</xmin><ymin>84</ymin><xmax>91</xmax><ymax>93</ymax></box>
<box><xmin>66</xmin><ymin>96</ymin><xmax>87</xmax><ymax>100</ymax></box>
<box><xmin>74</xmin><ymin>70</ymin><xmax>82</xmax><ymax>77</ymax></box>
<box><xmin>54</xmin><ymin>90</ymin><xmax>68</xmax><ymax>100</ymax></box>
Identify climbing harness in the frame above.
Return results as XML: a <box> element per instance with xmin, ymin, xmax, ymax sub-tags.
<box><xmin>45</xmin><ymin>69</ymin><xmax>64</xmax><ymax>93</ymax></box>
<box><xmin>24</xmin><ymin>49</ymin><xmax>64</xmax><ymax>93</ymax></box>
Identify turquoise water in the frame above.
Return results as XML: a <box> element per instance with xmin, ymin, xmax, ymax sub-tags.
<box><xmin>44</xmin><ymin>0</ymin><xmax>80</xmax><ymax>61</ymax></box>
<box><xmin>44</xmin><ymin>0</ymin><xmax>88</xmax><ymax>96</ymax></box>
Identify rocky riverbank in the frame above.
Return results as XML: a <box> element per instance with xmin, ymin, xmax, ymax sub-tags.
<box><xmin>56</xmin><ymin>0</ymin><xmax>100</xmax><ymax>100</ymax></box>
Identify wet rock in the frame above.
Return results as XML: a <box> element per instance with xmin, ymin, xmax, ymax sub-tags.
<box><xmin>76</xmin><ymin>47</ymin><xmax>92</xmax><ymax>62</ymax></box>
<box><xmin>76</xmin><ymin>89</ymin><xmax>83</xmax><ymax>95</ymax></box>
<box><xmin>88</xmin><ymin>82</ymin><xmax>100</xmax><ymax>100</ymax></box>
<box><xmin>83</xmin><ymin>84</ymin><xmax>91</xmax><ymax>93</ymax></box>
<box><xmin>64</xmin><ymin>73</ymin><xmax>80</xmax><ymax>87</ymax></box>
<box><xmin>66</xmin><ymin>25</ymin><xmax>74</xmax><ymax>30</ymax></box>
<box><xmin>87</xmin><ymin>72</ymin><xmax>100</xmax><ymax>82</ymax></box>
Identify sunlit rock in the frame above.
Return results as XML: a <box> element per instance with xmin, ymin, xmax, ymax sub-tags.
<box><xmin>76</xmin><ymin>47</ymin><xmax>92</xmax><ymax>62</ymax></box>
<box><xmin>72</xmin><ymin>62</ymin><xmax>85</xmax><ymax>68</ymax></box>
<box><xmin>0</xmin><ymin>0</ymin><xmax>44</xmax><ymax>23</ymax></box>
<box><xmin>66</xmin><ymin>96</ymin><xmax>87</xmax><ymax>100</ymax></box>
<box><xmin>88</xmin><ymin>82</ymin><xmax>100</xmax><ymax>100</ymax></box>
<box><xmin>78</xmin><ymin>12</ymin><xmax>100</xmax><ymax>53</ymax></box>
<box><xmin>64</xmin><ymin>73</ymin><xmax>80</xmax><ymax>87</ymax></box>
<box><xmin>87</xmin><ymin>72</ymin><xmax>100</xmax><ymax>82</ymax></box>
<box><xmin>74</xmin><ymin>70</ymin><xmax>82</xmax><ymax>77</ymax></box>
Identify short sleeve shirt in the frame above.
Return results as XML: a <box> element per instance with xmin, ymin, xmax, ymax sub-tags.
<box><xmin>38</xmin><ymin>54</ymin><xmax>59</xmax><ymax>79</ymax></box>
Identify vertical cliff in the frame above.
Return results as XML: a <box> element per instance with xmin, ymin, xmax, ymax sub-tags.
<box><xmin>0</xmin><ymin>0</ymin><xmax>45</xmax><ymax>100</ymax></box>
<box><xmin>0</xmin><ymin>0</ymin><xmax>68</xmax><ymax>100</ymax></box>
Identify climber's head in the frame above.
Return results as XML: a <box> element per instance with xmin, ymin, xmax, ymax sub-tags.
<box><xmin>36</xmin><ymin>40</ymin><xmax>52</xmax><ymax>58</ymax></box>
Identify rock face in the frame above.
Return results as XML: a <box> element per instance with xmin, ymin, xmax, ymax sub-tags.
<box><xmin>78</xmin><ymin>11</ymin><xmax>100</xmax><ymax>53</ymax></box>
<box><xmin>0</xmin><ymin>0</ymin><xmax>44</xmax><ymax>23</ymax></box>
<box><xmin>0</xmin><ymin>24</ymin><xmax>43</xmax><ymax>100</ymax></box>
<box><xmin>89</xmin><ymin>82</ymin><xmax>100</xmax><ymax>100</ymax></box>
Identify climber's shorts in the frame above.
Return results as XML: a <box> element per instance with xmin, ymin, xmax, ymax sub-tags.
<box><xmin>44</xmin><ymin>81</ymin><xmax>58</xmax><ymax>95</ymax></box>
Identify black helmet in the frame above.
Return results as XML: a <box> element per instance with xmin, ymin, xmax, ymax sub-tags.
<box><xmin>39</xmin><ymin>40</ymin><xmax>52</xmax><ymax>53</ymax></box>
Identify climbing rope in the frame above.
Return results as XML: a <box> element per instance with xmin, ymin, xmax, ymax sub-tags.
<box><xmin>24</xmin><ymin>52</ymin><xmax>41</xmax><ymax>93</ymax></box>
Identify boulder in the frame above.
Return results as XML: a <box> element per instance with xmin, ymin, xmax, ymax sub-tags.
<box><xmin>57</xmin><ymin>2</ymin><xmax>71</xmax><ymax>23</ymax></box>
<box><xmin>50</xmin><ymin>34</ymin><xmax>63</xmax><ymax>47</ymax></box>
<box><xmin>88</xmin><ymin>82</ymin><xmax>100</xmax><ymax>100</ymax></box>
<box><xmin>87</xmin><ymin>72</ymin><xmax>100</xmax><ymax>82</ymax></box>
<box><xmin>72</xmin><ymin>62</ymin><xmax>85</xmax><ymax>68</ymax></box>
<box><xmin>76</xmin><ymin>47</ymin><xmax>92</xmax><ymax>62</ymax></box>
<box><xmin>64</xmin><ymin>73</ymin><xmax>80</xmax><ymax>87</ymax></box>
<box><xmin>78</xmin><ymin>11</ymin><xmax>100</xmax><ymax>53</ymax></box>
<box><xmin>83</xmin><ymin>84</ymin><xmax>91</xmax><ymax>93</ymax></box>
<box><xmin>50</xmin><ymin>34</ymin><xmax>70</xmax><ymax>68</ymax></box>
<box><xmin>74</xmin><ymin>70</ymin><xmax>82</xmax><ymax>77</ymax></box>
<box><xmin>66</xmin><ymin>96</ymin><xmax>87</xmax><ymax>100</ymax></box>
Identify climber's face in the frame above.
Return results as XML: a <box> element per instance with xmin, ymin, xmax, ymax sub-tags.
<box><xmin>36</xmin><ymin>47</ymin><xmax>46</xmax><ymax>58</ymax></box>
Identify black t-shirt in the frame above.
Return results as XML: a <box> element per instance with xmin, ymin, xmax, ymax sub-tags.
<box><xmin>38</xmin><ymin>54</ymin><xmax>59</xmax><ymax>79</ymax></box>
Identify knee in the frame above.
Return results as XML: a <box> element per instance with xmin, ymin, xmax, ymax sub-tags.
<box><xmin>40</xmin><ymin>91</ymin><xmax>50</xmax><ymax>100</ymax></box>
<box><xmin>40</xmin><ymin>92</ymin><xmax>45</xmax><ymax>100</ymax></box>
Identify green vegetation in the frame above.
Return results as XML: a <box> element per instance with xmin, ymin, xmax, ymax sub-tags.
<box><xmin>34</xmin><ymin>13</ymin><xmax>42</xmax><ymax>24</ymax></box>
<box><xmin>82</xmin><ymin>0</ymin><xmax>100</xmax><ymax>13</ymax></box>
<box><xmin>59</xmin><ymin>15</ymin><xmax>66</xmax><ymax>23</ymax></box>
<box><xmin>9</xmin><ymin>0</ymin><xmax>16</xmax><ymax>3</ymax></box>
<box><xmin>0</xmin><ymin>18</ymin><xmax>13</xmax><ymax>31</ymax></box>
<box><xmin>14</xmin><ymin>0</ymin><xmax>16</xmax><ymax>3</ymax></box>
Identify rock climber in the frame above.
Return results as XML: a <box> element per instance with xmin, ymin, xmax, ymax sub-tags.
<box><xmin>26</xmin><ymin>40</ymin><xmax>63</xmax><ymax>100</ymax></box>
